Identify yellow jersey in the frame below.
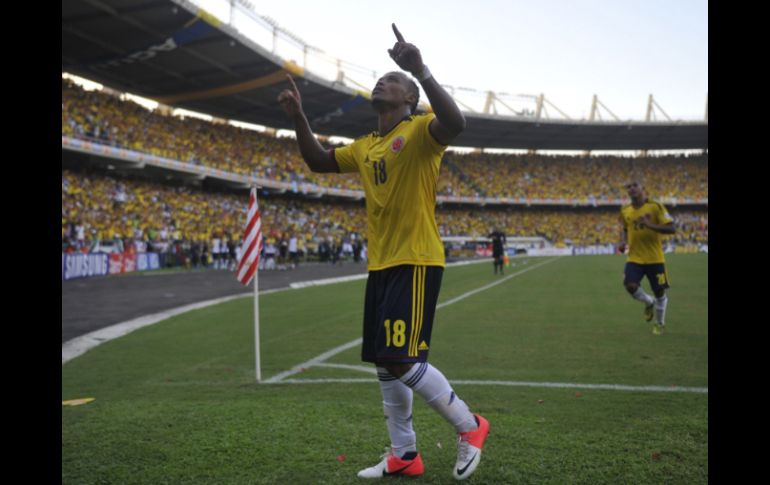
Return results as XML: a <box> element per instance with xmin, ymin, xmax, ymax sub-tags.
<box><xmin>620</xmin><ymin>199</ymin><xmax>674</xmax><ymax>264</ymax></box>
<box><xmin>334</xmin><ymin>113</ymin><xmax>446</xmax><ymax>270</ymax></box>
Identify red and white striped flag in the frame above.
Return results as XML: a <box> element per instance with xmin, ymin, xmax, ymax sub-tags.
<box><xmin>236</xmin><ymin>187</ymin><xmax>263</xmax><ymax>286</ymax></box>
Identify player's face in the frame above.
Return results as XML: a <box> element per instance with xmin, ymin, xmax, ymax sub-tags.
<box><xmin>372</xmin><ymin>72</ymin><xmax>410</xmax><ymax>108</ymax></box>
<box><xmin>625</xmin><ymin>181</ymin><xmax>644</xmax><ymax>198</ymax></box>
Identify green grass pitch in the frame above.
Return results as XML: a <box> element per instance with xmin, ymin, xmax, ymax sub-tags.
<box><xmin>63</xmin><ymin>253</ymin><xmax>707</xmax><ymax>484</ymax></box>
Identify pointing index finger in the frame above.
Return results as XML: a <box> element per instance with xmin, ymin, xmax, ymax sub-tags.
<box><xmin>392</xmin><ymin>23</ymin><xmax>405</xmax><ymax>43</ymax></box>
<box><xmin>286</xmin><ymin>74</ymin><xmax>299</xmax><ymax>93</ymax></box>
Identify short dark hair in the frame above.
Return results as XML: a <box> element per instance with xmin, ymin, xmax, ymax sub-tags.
<box><xmin>374</xmin><ymin>72</ymin><xmax>420</xmax><ymax>113</ymax></box>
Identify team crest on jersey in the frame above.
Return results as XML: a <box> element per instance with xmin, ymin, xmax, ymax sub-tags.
<box><xmin>390</xmin><ymin>136</ymin><xmax>405</xmax><ymax>153</ymax></box>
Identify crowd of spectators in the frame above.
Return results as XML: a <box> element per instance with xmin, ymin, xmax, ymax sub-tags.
<box><xmin>61</xmin><ymin>169</ymin><xmax>368</xmax><ymax>267</ymax></box>
<box><xmin>438</xmin><ymin>207</ymin><xmax>707</xmax><ymax>247</ymax></box>
<box><xmin>441</xmin><ymin>151</ymin><xmax>708</xmax><ymax>201</ymax></box>
<box><xmin>63</xmin><ymin>79</ymin><xmax>707</xmax><ymax>202</ymax></box>
<box><xmin>62</xmin><ymin>79</ymin><xmax>361</xmax><ymax>191</ymax></box>
<box><xmin>62</xmin><ymin>168</ymin><xmax>708</xmax><ymax>263</ymax></box>
<box><xmin>62</xmin><ymin>79</ymin><xmax>707</xmax><ymax>265</ymax></box>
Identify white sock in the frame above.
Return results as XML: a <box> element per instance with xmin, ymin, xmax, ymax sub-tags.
<box><xmin>399</xmin><ymin>363</ymin><xmax>477</xmax><ymax>433</ymax></box>
<box><xmin>377</xmin><ymin>367</ymin><xmax>416</xmax><ymax>457</ymax></box>
<box><xmin>655</xmin><ymin>295</ymin><xmax>668</xmax><ymax>325</ymax></box>
<box><xmin>632</xmin><ymin>287</ymin><xmax>654</xmax><ymax>305</ymax></box>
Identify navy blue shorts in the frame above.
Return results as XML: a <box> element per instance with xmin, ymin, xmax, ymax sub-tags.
<box><xmin>362</xmin><ymin>265</ymin><xmax>443</xmax><ymax>364</ymax></box>
<box><xmin>624</xmin><ymin>262</ymin><xmax>670</xmax><ymax>293</ymax></box>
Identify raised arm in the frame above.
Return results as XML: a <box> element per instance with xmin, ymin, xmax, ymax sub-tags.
<box><xmin>388</xmin><ymin>23</ymin><xmax>466</xmax><ymax>145</ymax></box>
<box><xmin>277</xmin><ymin>75</ymin><xmax>339</xmax><ymax>173</ymax></box>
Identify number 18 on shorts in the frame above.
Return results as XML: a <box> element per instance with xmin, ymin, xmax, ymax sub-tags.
<box><xmin>361</xmin><ymin>265</ymin><xmax>443</xmax><ymax>364</ymax></box>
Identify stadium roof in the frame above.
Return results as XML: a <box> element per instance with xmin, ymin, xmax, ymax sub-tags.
<box><xmin>63</xmin><ymin>0</ymin><xmax>707</xmax><ymax>151</ymax></box>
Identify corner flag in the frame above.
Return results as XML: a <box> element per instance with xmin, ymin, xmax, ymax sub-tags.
<box><xmin>236</xmin><ymin>187</ymin><xmax>262</xmax><ymax>286</ymax></box>
<box><xmin>236</xmin><ymin>187</ymin><xmax>263</xmax><ymax>382</ymax></box>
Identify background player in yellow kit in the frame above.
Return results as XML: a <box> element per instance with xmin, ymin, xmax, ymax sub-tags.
<box><xmin>619</xmin><ymin>180</ymin><xmax>676</xmax><ymax>335</ymax></box>
<box><xmin>278</xmin><ymin>24</ymin><xmax>489</xmax><ymax>481</ymax></box>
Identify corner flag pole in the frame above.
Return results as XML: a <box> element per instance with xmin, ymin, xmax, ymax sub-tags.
<box><xmin>252</xmin><ymin>186</ymin><xmax>262</xmax><ymax>383</ymax></box>
<box><xmin>236</xmin><ymin>185</ymin><xmax>263</xmax><ymax>383</ymax></box>
<box><xmin>253</xmin><ymin>241</ymin><xmax>261</xmax><ymax>383</ymax></box>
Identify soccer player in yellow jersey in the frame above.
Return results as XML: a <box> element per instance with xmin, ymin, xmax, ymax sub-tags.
<box><xmin>619</xmin><ymin>181</ymin><xmax>676</xmax><ymax>335</ymax></box>
<box><xmin>278</xmin><ymin>24</ymin><xmax>489</xmax><ymax>481</ymax></box>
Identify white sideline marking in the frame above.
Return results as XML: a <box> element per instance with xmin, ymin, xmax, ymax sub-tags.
<box><xmin>62</xmin><ymin>289</ymin><xmax>283</xmax><ymax>365</ymax></box>
<box><xmin>64</xmin><ymin>292</ymin><xmax>247</xmax><ymax>364</ymax></box>
<box><xmin>268</xmin><ymin>257</ymin><xmax>562</xmax><ymax>382</ymax></box>
<box><xmin>313</xmin><ymin>362</ymin><xmax>377</xmax><ymax>374</ymax></box>
<box><xmin>271</xmin><ymin>378</ymin><xmax>708</xmax><ymax>394</ymax></box>
<box><xmin>290</xmin><ymin>274</ymin><xmax>367</xmax><ymax>289</ymax></box>
<box><xmin>437</xmin><ymin>257</ymin><xmax>559</xmax><ymax>309</ymax></box>
<box><xmin>264</xmin><ymin>339</ymin><xmax>363</xmax><ymax>383</ymax></box>
<box><xmin>286</xmin><ymin>258</ymin><xmax>499</xmax><ymax>290</ymax></box>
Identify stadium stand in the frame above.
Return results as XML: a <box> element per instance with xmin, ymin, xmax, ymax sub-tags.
<box><xmin>62</xmin><ymin>80</ymin><xmax>707</xmax><ymax>202</ymax></box>
<box><xmin>62</xmin><ymin>166</ymin><xmax>707</xmax><ymax>264</ymax></box>
<box><xmin>62</xmin><ymin>79</ymin><xmax>707</xmax><ymax>269</ymax></box>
